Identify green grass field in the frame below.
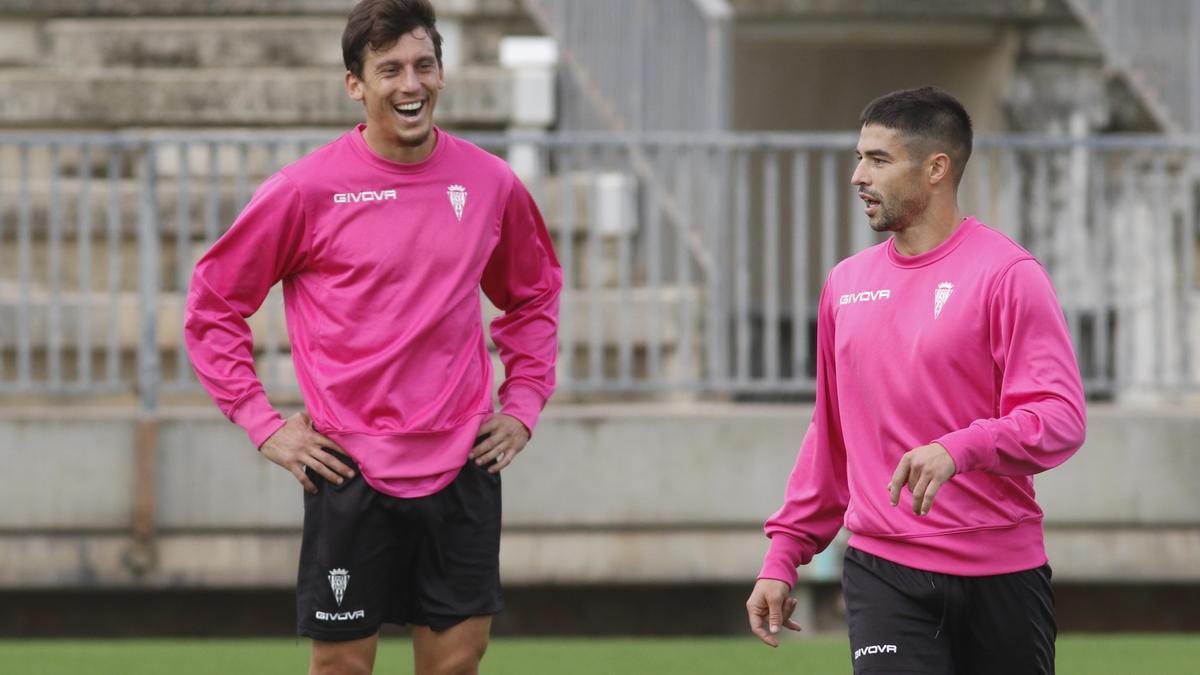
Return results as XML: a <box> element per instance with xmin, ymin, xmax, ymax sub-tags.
<box><xmin>2</xmin><ymin>635</ymin><xmax>1197</xmax><ymax>674</ymax></box>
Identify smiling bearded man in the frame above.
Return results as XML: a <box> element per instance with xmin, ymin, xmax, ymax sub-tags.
<box><xmin>183</xmin><ymin>1</ymin><xmax>562</xmax><ymax>673</ymax></box>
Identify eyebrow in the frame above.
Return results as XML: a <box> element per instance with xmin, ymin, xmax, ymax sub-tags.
<box><xmin>374</xmin><ymin>56</ymin><xmax>436</xmax><ymax>70</ymax></box>
<box><xmin>857</xmin><ymin>148</ymin><xmax>894</xmax><ymax>160</ymax></box>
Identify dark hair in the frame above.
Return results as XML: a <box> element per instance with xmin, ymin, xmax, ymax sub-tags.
<box><xmin>859</xmin><ymin>86</ymin><xmax>973</xmax><ymax>184</ymax></box>
<box><xmin>342</xmin><ymin>0</ymin><xmax>443</xmax><ymax>79</ymax></box>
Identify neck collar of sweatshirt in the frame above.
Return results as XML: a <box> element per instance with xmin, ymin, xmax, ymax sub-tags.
<box><xmin>886</xmin><ymin>216</ymin><xmax>979</xmax><ymax>269</ymax></box>
<box><xmin>349</xmin><ymin>123</ymin><xmax>446</xmax><ymax>174</ymax></box>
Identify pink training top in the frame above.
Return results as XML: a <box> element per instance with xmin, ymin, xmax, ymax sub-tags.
<box><xmin>759</xmin><ymin>217</ymin><xmax>1086</xmax><ymax>584</ymax></box>
<box><xmin>185</xmin><ymin>125</ymin><xmax>562</xmax><ymax>498</ymax></box>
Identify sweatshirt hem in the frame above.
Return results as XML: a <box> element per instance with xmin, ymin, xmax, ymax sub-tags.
<box><xmin>847</xmin><ymin>518</ymin><xmax>1047</xmax><ymax>576</ymax></box>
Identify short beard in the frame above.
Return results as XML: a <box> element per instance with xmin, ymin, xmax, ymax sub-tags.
<box><xmin>870</xmin><ymin>192</ymin><xmax>928</xmax><ymax>233</ymax></box>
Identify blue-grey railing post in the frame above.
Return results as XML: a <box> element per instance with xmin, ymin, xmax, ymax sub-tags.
<box><xmin>138</xmin><ymin>143</ymin><xmax>160</xmax><ymax>416</ymax></box>
<box><xmin>130</xmin><ymin>140</ymin><xmax>160</xmax><ymax>576</ymax></box>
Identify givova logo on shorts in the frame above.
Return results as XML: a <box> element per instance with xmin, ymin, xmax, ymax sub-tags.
<box><xmin>854</xmin><ymin>644</ymin><xmax>898</xmax><ymax>659</ymax></box>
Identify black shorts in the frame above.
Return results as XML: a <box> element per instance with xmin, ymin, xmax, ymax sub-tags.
<box><xmin>296</xmin><ymin>451</ymin><xmax>503</xmax><ymax>641</ymax></box>
<box><xmin>842</xmin><ymin>547</ymin><xmax>1055</xmax><ymax>675</ymax></box>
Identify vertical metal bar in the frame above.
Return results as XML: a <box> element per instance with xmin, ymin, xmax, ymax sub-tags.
<box><xmin>1032</xmin><ymin>153</ymin><xmax>1051</xmax><ymax>262</ymax></box>
<box><xmin>763</xmin><ymin>149</ymin><xmax>780</xmax><ymax>384</ymax></box>
<box><xmin>1088</xmin><ymin>150</ymin><xmax>1108</xmax><ymax>391</ymax></box>
<box><xmin>733</xmin><ymin>149</ymin><xmax>750</xmax><ymax>384</ymax></box>
<box><xmin>138</xmin><ymin>143</ymin><xmax>160</xmax><ymax>414</ymax></box>
<box><xmin>557</xmin><ymin>145</ymin><xmax>576</xmax><ymax>391</ymax></box>
<box><xmin>262</xmin><ymin>143</ymin><xmax>280</xmax><ymax>391</ymax></box>
<box><xmin>16</xmin><ymin>143</ymin><xmax>31</xmax><ymax>387</ymax></box>
<box><xmin>176</xmin><ymin>142</ymin><xmax>192</xmax><ymax>386</ymax></box>
<box><xmin>1151</xmin><ymin>158</ymin><xmax>1169</xmax><ymax>387</ymax></box>
<box><xmin>106</xmin><ymin>143</ymin><xmax>121</xmax><ymax>386</ymax></box>
<box><xmin>47</xmin><ymin>144</ymin><xmax>64</xmax><ymax>388</ymax></box>
<box><xmin>206</xmin><ymin>142</ymin><xmax>220</xmax><ymax>245</ymax></box>
<box><xmin>820</xmin><ymin>151</ymin><xmax>838</xmax><ymax>278</ymax></box>
<box><xmin>705</xmin><ymin>145</ymin><xmax>725</xmax><ymax>388</ymax></box>
<box><xmin>675</xmin><ymin>145</ymin><xmax>693</xmax><ymax>388</ymax></box>
<box><xmin>78</xmin><ymin>144</ymin><xmax>94</xmax><ymax>388</ymax></box>
<box><xmin>616</xmin><ymin>148</ymin><xmax>634</xmax><ymax>385</ymax></box>
<box><xmin>587</xmin><ymin>145</ymin><xmax>603</xmax><ymax>384</ymax></box>
<box><xmin>645</xmin><ymin>143</ymin><xmax>663</xmax><ymax>382</ymax></box>
<box><xmin>791</xmin><ymin>151</ymin><xmax>810</xmax><ymax>387</ymax></box>
<box><xmin>1002</xmin><ymin>149</ymin><xmax>1020</xmax><ymax>240</ymax></box>
<box><xmin>0</xmin><ymin>145</ymin><xmax>6</xmax><ymax>383</ymax></box>
<box><xmin>235</xmin><ymin>143</ymin><xmax>249</xmax><ymax>210</ymax></box>
<box><xmin>1180</xmin><ymin>156</ymin><xmax>1196</xmax><ymax>388</ymax></box>
<box><xmin>975</xmin><ymin>147</ymin><xmax>992</xmax><ymax>223</ymax></box>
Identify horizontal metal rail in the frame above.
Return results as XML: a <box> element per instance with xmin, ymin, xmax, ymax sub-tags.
<box><xmin>0</xmin><ymin>132</ymin><xmax>1196</xmax><ymax>404</ymax></box>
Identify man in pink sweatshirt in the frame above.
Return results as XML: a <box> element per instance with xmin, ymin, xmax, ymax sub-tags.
<box><xmin>745</xmin><ymin>87</ymin><xmax>1085</xmax><ymax>674</ymax></box>
<box><xmin>183</xmin><ymin>1</ymin><xmax>561</xmax><ymax>673</ymax></box>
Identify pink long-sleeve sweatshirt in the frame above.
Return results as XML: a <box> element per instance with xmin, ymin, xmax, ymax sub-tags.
<box><xmin>184</xmin><ymin>125</ymin><xmax>562</xmax><ymax>498</ymax></box>
<box><xmin>760</xmin><ymin>216</ymin><xmax>1086</xmax><ymax>585</ymax></box>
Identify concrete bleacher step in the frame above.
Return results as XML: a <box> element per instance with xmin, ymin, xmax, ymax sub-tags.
<box><xmin>1</xmin><ymin>0</ymin><xmax>522</xmax><ymax>19</ymax></box>
<box><xmin>44</xmin><ymin>16</ymin><xmax>524</xmax><ymax>70</ymax></box>
<box><xmin>0</xmin><ymin>66</ymin><xmax>513</xmax><ymax>127</ymax></box>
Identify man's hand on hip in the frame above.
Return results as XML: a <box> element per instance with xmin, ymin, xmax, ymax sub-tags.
<box><xmin>470</xmin><ymin>413</ymin><xmax>529</xmax><ymax>474</ymax></box>
<box><xmin>889</xmin><ymin>442</ymin><xmax>957</xmax><ymax>516</ymax></box>
<box><xmin>260</xmin><ymin>412</ymin><xmax>356</xmax><ymax>494</ymax></box>
<box><xmin>746</xmin><ymin>578</ymin><xmax>802</xmax><ymax>647</ymax></box>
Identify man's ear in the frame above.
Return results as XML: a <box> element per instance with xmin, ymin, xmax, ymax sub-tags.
<box><xmin>928</xmin><ymin>152</ymin><xmax>952</xmax><ymax>186</ymax></box>
<box><xmin>345</xmin><ymin>71</ymin><xmax>365</xmax><ymax>103</ymax></box>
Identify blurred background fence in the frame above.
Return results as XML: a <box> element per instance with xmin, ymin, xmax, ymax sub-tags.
<box><xmin>2</xmin><ymin>131</ymin><xmax>1196</xmax><ymax>406</ymax></box>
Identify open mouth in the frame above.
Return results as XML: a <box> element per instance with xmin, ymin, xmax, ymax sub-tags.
<box><xmin>859</xmin><ymin>191</ymin><xmax>881</xmax><ymax>216</ymax></box>
<box><xmin>393</xmin><ymin>100</ymin><xmax>425</xmax><ymax>120</ymax></box>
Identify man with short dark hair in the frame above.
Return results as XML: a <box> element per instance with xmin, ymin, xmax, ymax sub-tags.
<box><xmin>745</xmin><ymin>86</ymin><xmax>1085</xmax><ymax>674</ymax></box>
<box><xmin>184</xmin><ymin>1</ymin><xmax>562</xmax><ymax>672</ymax></box>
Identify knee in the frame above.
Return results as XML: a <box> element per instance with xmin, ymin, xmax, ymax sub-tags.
<box><xmin>310</xmin><ymin>651</ymin><xmax>374</xmax><ymax>675</ymax></box>
<box><xmin>426</xmin><ymin>642</ymin><xmax>488</xmax><ymax>675</ymax></box>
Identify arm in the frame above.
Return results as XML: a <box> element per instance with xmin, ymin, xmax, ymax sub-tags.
<box><xmin>184</xmin><ymin>172</ymin><xmax>353</xmax><ymax>491</ymax></box>
<box><xmin>470</xmin><ymin>176</ymin><xmax>563</xmax><ymax>471</ymax></box>
<box><xmin>759</xmin><ymin>284</ymin><xmax>851</xmax><ymax>587</ymax></box>
<box><xmin>934</xmin><ymin>259</ymin><xmax>1087</xmax><ymax>476</ymax></box>
<box><xmin>748</xmin><ymin>283</ymin><xmax>850</xmax><ymax>646</ymax></box>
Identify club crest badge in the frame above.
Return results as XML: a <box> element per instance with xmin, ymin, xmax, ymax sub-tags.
<box><xmin>934</xmin><ymin>282</ymin><xmax>954</xmax><ymax>319</ymax></box>
<box><xmin>328</xmin><ymin>568</ymin><xmax>350</xmax><ymax>607</ymax></box>
<box><xmin>447</xmin><ymin>184</ymin><xmax>467</xmax><ymax>221</ymax></box>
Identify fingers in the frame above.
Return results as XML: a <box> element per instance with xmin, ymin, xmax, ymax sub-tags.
<box><xmin>310</xmin><ymin>444</ymin><xmax>356</xmax><ymax>480</ymax></box>
<box><xmin>889</xmin><ymin>454</ymin><xmax>910</xmax><ymax>506</ymax></box>
<box><xmin>746</xmin><ymin>597</ymin><xmax>778</xmax><ymax>648</ymax></box>
<box><xmin>911</xmin><ymin>473</ymin><xmax>933</xmax><ymax>515</ymax></box>
<box><xmin>766</xmin><ymin>592</ymin><xmax>784</xmax><ymax>636</ymax></box>
<box><xmin>918</xmin><ymin>477</ymin><xmax>944</xmax><ymax>516</ymax></box>
<box><xmin>291</xmin><ymin>465</ymin><xmax>317</xmax><ymax>494</ymax></box>
<box><xmin>781</xmin><ymin>596</ymin><xmax>803</xmax><ymax>632</ymax></box>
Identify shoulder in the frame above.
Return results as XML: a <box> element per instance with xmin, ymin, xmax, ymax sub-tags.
<box><xmin>829</xmin><ymin>239</ymin><xmax>890</xmax><ymax>280</ymax></box>
<box><xmin>970</xmin><ymin>221</ymin><xmax>1038</xmax><ymax>270</ymax></box>
<box><xmin>441</xmin><ymin>131</ymin><xmax>517</xmax><ymax>182</ymax></box>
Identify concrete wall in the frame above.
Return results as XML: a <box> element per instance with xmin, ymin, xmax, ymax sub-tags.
<box><xmin>1</xmin><ymin>402</ymin><xmax>1197</xmax><ymax>589</ymax></box>
<box><xmin>731</xmin><ymin>23</ymin><xmax>1019</xmax><ymax>133</ymax></box>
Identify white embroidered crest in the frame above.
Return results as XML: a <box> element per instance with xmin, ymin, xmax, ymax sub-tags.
<box><xmin>328</xmin><ymin>568</ymin><xmax>350</xmax><ymax>607</ymax></box>
<box><xmin>447</xmin><ymin>184</ymin><xmax>467</xmax><ymax>221</ymax></box>
<box><xmin>934</xmin><ymin>282</ymin><xmax>954</xmax><ymax>319</ymax></box>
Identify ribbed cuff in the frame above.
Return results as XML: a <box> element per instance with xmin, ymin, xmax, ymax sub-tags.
<box><xmin>935</xmin><ymin>423</ymin><xmax>995</xmax><ymax>474</ymax></box>
<box><xmin>500</xmin><ymin>384</ymin><xmax>547</xmax><ymax>437</ymax></box>
<box><xmin>230</xmin><ymin>390</ymin><xmax>286</xmax><ymax>450</ymax></box>
<box><xmin>757</xmin><ymin>534</ymin><xmax>810</xmax><ymax>589</ymax></box>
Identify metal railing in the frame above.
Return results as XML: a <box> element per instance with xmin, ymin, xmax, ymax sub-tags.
<box><xmin>0</xmin><ymin>131</ymin><xmax>1198</xmax><ymax>410</ymax></box>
